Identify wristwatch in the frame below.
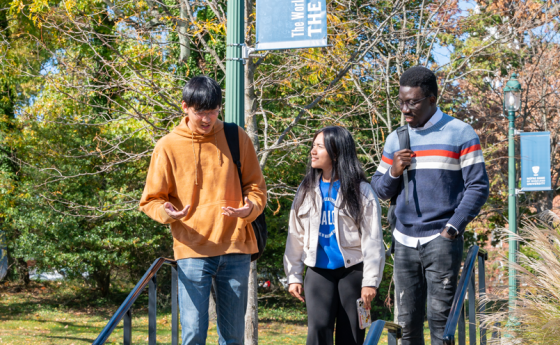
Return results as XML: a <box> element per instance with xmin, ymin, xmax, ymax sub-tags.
<box><xmin>446</xmin><ymin>226</ymin><xmax>459</xmax><ymax>239</ymax></box>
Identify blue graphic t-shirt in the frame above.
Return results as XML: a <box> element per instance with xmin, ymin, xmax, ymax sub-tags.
<box><xmin>315</xmin><ymin>179</ymin><xmax>345</xmax><ymax>269</ymax></box>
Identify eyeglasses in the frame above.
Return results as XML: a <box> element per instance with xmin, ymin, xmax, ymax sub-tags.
<box><xmin>193</xmin><ymin>108</ymin><xmax>221</xmax><ymax>117</ymax></box>
<box><xmin>398</xmin><ymin>97</ymin><xmax>427</xmax><ymax>110</ymax></box>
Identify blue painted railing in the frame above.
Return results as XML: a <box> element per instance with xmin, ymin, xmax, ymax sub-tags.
<box><xmin>92</xmin><ymin>257</ymin><xmax>178</xmax><ymax>345</ymax></box>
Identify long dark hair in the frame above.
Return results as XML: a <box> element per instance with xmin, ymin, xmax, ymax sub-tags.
<box><xmin>294</xmin><ymin>126</ymin><xmax>368</xmax><ymax>226</ymax></box>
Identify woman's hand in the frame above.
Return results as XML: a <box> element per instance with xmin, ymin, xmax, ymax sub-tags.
<box><xmin>288</xmin><ymin>283</ymin><xmax>305</xmax><ymax>303</ymax></box>
<box><xmin>361</xmin><ymin>286</ymin><xmax>377</xmax><ymax>309</ymax></box>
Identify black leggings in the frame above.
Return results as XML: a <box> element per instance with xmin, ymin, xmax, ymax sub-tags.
<box><xmin>304</xmin><ymin>263</ymin><xmax>365</xmax><ymax>345</ymax></box>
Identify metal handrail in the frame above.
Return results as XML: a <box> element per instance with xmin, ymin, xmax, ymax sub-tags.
<box><xmin>93</xmin><ymin>257</ymin><xmax>178</xmax><ymax>345</ymax></box>
<box><xmin>364</xmin><ymin>320</ymin><xmax>402</xmax><ymax>345</ymax></box>
<box><xmin>443</xmin><ymin>245</ymin><xmax>488</xmax><ymax>345</ymax></box>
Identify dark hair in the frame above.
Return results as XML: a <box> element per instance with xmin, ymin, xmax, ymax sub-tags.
<box><xmin>294</xmin><ymin>126</ymin><xmax>368</xmax><ymax>227</ymax></box>
<box><xmin>399</xmin><ymin>66</ymin><xmax>438</xmax><ymax>99</ymax></box>
<box><xmin>182</xmin><ymin>75</ymin><xmax>222</xmax><ymax>111</ymax></box>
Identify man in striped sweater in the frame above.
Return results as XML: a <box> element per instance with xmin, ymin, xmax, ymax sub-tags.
<box><xmin>371</xmin><ymin>66</ymin><xmax>489</xmax><ymax>345</ymax></box>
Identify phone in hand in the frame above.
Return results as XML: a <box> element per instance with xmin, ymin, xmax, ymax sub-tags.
<box><xmin>356</xmin><ymin>298</ymin><xmax>372</xmax><ymax>329</ymax></box>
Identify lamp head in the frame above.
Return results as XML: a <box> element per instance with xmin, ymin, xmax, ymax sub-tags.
<box><xmin>504</xmin><ymin>73</ymin><xmax>522</xmax><ymax>111</ymax></box>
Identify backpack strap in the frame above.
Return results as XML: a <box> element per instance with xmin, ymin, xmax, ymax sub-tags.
<box><xmin>396</xmin><ymin>125</ymin><xmax>410</xmax><ymax>205</ymax></box>
<box><xmin>223</xmin><ymin>122</ymin><xmax>268</xmax><ymax>262</ymax></box>
<box><xmin>223</xmin><ymin>122</ymin><xmax>244</xmax><ymax>194</ymax></box>
<box><xmin>387</xmin><ymin>125</ymin><xmax>411</xmax><ymax>256</ymax></box>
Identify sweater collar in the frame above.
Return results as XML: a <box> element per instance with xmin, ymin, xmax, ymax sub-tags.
<box><xmin>409</xmin><ymin>107</ymin><xmax>443</xmax><ymax>132</ymax></box>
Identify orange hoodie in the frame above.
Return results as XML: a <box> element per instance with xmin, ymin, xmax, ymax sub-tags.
<box><xmin>139</xmin><ymin>117</ymin><xmax>266</xmax><ymax>259</ymax></box>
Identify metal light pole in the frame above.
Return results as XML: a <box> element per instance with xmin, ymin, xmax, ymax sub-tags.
<box><xmin>224</xmin><ymin>2</ymin><xmax>260</xmax><ymax>343</ymax></box>
<box><xmin>225</xmin><ymin>0</ymin><xmax>245</xmax><ymax>126</ymax></box>
<box><xmin>504</xmin><ymin>73</ymin><xmax>522</xmax><ymax>315</ymax></box>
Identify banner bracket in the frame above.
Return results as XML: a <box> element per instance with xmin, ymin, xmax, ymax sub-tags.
<box><xmin>242</xmin><ymin>45</ymin><xmax>266</xmax><ymax>61</ymax></box>
<box><xmin>225</xmin><ymin>45</ymin><xmax>267</xmax><ymax>64</ymax></box>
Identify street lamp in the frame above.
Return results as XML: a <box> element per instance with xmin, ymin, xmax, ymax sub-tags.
<box><xmin>503</xmin><ymin>73</ymin><xmax>522</xmax><ymax>317</ymax></box>
<box><xmin>504</xmin><ymin>76</ymin><xmax>522</xmax><ymax>112</ymax></box>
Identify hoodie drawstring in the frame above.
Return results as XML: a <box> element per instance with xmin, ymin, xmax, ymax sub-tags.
<box><xmin>192</xmin><ymin>131</ymin><xmax>198</xmax><ymax>185</ymax></box>
<box><xmin>214</xmin><ymin>128</ymin><xmax>221</xmax><ymax>165</ymax></box>
<box><xmin>191</xmin><ymin>126</ymin><xmax>222</xmax><ymax>186</ymax></box>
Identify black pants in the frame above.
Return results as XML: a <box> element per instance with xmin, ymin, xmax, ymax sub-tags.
<box><xmin>304</xmin><ymin>263</ymin><xmax>365</xmax><ymax>345</ymax></box>
<box><xmin>394</xmin><ymin>235</ymin><xmax>464</xmax><ymax>345</ymax></box>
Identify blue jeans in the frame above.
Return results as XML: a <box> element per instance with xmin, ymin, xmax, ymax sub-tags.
<box><xmin>177</xmin><ymin>254</ymin><xmax>251</xmax><ymax>345</ymax></box>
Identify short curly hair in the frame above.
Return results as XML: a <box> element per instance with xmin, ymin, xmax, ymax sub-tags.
<box><xmin>399</xmin><ymin>66</ymin><xmax>438</xmax><ymax>99</ymax></box>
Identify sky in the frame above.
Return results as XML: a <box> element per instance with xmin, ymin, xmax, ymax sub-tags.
<box><xmin>432</xmin><ymin>0</ymin><xmax>478</xmax><ymax>67</ymax></box>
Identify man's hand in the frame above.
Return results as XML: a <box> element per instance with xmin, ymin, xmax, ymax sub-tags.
<box><xmin>221</xmin><ymin>197</ymin><xmax>254</xmax><ymax>218</ymax></box>
<box><xmin>361</xmin><ymin>287</ymin><xmax>377</xmax><ymax>309</ymax></box>
<box><xmin>390</xmin><ymin>149</ymin><xmax>414</xmax><ymax>177</ymax></box>
<box><xmin>289</xmin><ymin>283</ymin><xmax>305</xmax><ymax>303</ymax></box>
<box><xmin>440</xmin><ymin>226</ymin><xmax>457</xmax><ymax>240</ymax></box>
<box><xmin>164</xmin><ymin>202</ymin><xmax>191</xmax><ymax>220</ymax></box>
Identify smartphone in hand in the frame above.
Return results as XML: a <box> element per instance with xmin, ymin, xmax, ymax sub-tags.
<box><xmin>356</xmin><ymin>298</ymin><xmax>372</xmax><ymax>329</ymax></box>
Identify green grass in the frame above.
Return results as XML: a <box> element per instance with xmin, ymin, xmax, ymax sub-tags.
<box><xmin>0</xmin><ymin>281</ymin><xmax>477</xmax><ymax>345</ymax></box>
<box><xmin>0</xmin><ymin>281</ymin><xmax>309</xmax><ymax>344</ymax></box>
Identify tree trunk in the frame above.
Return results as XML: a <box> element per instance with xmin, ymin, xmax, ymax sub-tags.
<box><xmin>245</xmin><ymin>261</ymin><xmax>258</xmax><ymax>344</ymax></box>
<box><xmin>92</xmin><ymin>268</ymin><xmax>111</xmax><ymax>297</ymax></box>
<box><xmin>17</xmin><ymin>257</ymin><xmax>30</xmax><ymax>286</ymax></box>
<box><xmin>178</xmin><ymin>0</ymin><xmax>191</xmax><ymax>63</ymax></box>
<box><xmin>244</xmin><ymin>0</ymin><xmax>259</xmax><ymax>343</ymax></box>
<box><xmin>244</xmin><ymin>1</ymin><xmax>259</xmax><ymax>152</ymax></box>
<box><xmin>245</xmin><ymin>57</ymin><xmax>259</xmax><ymax>152</ymax></box>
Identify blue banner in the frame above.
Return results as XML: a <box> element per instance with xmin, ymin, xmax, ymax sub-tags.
<box><xmin>520</xmin><ymin>132</ymin><xmax>551</xmax><ymax>191</ymax></box>
<box><xmin>256</xmin><ymin>0</ymin><xmax>328</xmax><ymax>51</ymax></box>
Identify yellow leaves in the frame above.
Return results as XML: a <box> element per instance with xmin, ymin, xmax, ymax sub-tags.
<box><xmin>191</xmin><ymin>21</ymin><xmax>226</xmax><ymax>44</ymax></box>
<box><xmin>29</xmin><ymin>0</ymin><xmax>50</xmax><ymax>17</ymax></box>
<box><xmin>63</xmin><ymin>0</ymin><xmax>76</xmax><ymax>16</ymax></box>
<box><xmin>327</xmin><ymin>13</ymin><xmax>341</xmax><ymax>25</ymax></box>
<box><xmin>10</xmin><ymin>0</ymin><xmax>25</xmax><ymax>14</ymax></box>
<box><xmin>281</xmin><ymin>79</ymin><xmax>292</xmax><ymax>88</ymax></box>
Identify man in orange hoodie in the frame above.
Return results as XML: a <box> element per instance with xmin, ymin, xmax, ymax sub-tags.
<box><xmin>139</xmin><ymin>75</ymin><xmax>267</xmax><ymax>345</ymax></box>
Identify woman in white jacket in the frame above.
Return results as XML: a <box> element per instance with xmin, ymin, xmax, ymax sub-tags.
<box><xmin>284</xmin><ymin>126</ymin><xmax>385</xmax><ymax>345</ymax></box>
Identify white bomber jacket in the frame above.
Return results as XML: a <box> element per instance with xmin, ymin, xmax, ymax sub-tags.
<box><xmin>284</xmin><ymin>181</ymin><xmax>386</xmax><ymax>288</ymax></box>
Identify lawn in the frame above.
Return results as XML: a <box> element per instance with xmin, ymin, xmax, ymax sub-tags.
<box><xmin>0</xmin><ymin>280</ymin><xmax>476</xmax><ymax>344</ymax></box>
<box><xmin>0</xmin><ymin>280</ymin><xmax>310</xmax><ymax>345</ymax></box>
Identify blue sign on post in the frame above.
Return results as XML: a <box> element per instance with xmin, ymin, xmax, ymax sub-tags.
<box><xmin>520</xmin><ymin>132</ymin><xmax>551</xmax><ymax>191</ymax></box>
<box><xmin>256</xmin><ymin>0</ymin><xmax>328</xmax><ymax>51</ymax></box>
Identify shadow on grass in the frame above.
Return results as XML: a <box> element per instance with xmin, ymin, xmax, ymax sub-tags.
<box><xmin>44</xmin><ymin>335</ymin><xmax>98</xmax><ymax>343</ymax></box>
<box><xmin>0</xmin><ymin>280</ymin><xmax>156</xmax><ymax>318</ymax></box>
<box><xmin>258</xmin><ymin>292</ymin><xmax>308</xmax><ymax>325</ymax></box>
<box><xmin>259</xmin><ymin>318</ymin><xmax>307</xmax><ymax>325</ymax></box>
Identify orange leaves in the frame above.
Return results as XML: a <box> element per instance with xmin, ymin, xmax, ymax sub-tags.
<box><xmin>480</xmin><ymin>0</ymin><xmax>548</xmax><ymax>22</ymax></box>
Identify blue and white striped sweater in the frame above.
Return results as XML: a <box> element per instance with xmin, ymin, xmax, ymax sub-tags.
<box><xmin>371</xmin><ymin>113</ymin><xmax>489</xmax><ymax>237</ymax></box>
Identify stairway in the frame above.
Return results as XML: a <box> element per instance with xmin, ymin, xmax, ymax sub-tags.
<box><xmin>92</xmin><ymin>246</ymin><xmax>491</xmax><ymax>345</ymax></box>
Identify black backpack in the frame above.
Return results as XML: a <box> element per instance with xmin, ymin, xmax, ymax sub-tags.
<box><xmin>387</xmin><ymin>125</ymin><xmax>410</xmax><ymax>255</ymax></box>
<box><xmin>223</xmin><ymin>122</ymin><xmax>268</xmax><ymax>262</ymax></box>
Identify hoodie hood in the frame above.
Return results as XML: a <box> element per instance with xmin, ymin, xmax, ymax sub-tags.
<box><xmin>172</xmin><ymin>116</ymin><xmax>225</xmax><ymax>141</ymax></box>
<box><xmin>170</xmin><ymin>116</ymin><xmax>225</xmax><ymax>186</ymax></box>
